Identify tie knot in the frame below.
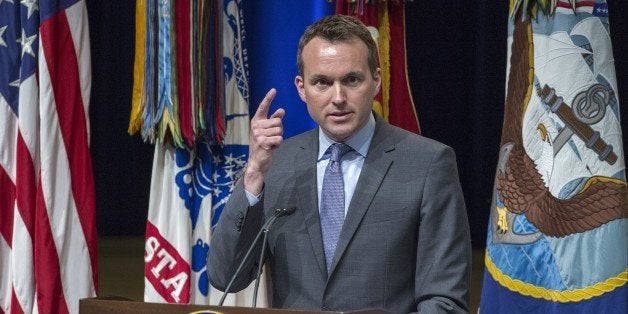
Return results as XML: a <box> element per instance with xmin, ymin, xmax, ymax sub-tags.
<box><xmin>329</xmin><ymin>143</ymin><xmax>352</xmax><ymax>162</ymax></box>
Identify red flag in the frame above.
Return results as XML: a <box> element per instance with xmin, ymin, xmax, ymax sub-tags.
<box><xmin>386</xmin><ymin>3</ymin><xmax>420</xmax><ymax>134</ymax></box>
<box><xmin>335</xmin><ymin>0</ymin><xmax>420</xmax><ymax>134</ymax></box>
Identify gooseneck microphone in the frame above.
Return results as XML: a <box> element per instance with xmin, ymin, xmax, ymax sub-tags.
<box><xmin>218</xmin><ymin>207</ymin><xmax>296</xmax><ymax>307</ymax></box>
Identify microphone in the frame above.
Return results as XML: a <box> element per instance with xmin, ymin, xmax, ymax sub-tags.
<box><xmin>274</xmin><ymin>206</ymin><xmax>296</xmax><ymax>218</ymax></box>
<box><xmin>218</xmin><ymin>207</ymin><xmax>296</xmax><ymax>307</ymax></box>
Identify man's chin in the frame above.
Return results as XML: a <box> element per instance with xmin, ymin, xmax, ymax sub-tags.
<box><xmin>322</xmin><ymin>126</ymin><xmax>355</xmax><ymax>142</ymax></box>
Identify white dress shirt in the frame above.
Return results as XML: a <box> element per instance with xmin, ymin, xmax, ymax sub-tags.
<box><xmin>316</xmin><ymin>113</ymin><xmax>375</xmax><ymax>216</ymax></box>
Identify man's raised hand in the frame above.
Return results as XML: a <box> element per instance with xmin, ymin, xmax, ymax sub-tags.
<box><xmin>244</xmin><ymin>88</ymin><xmax>285</xmax><ymax>195</ymax></box>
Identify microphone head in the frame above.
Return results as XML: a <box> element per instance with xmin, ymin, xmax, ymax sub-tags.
<box><xmin>274</xmin><ymin>207</ymin><xmax>296</xmax><ymax>217</ymax></box>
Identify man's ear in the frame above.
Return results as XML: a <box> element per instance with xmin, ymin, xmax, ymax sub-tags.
<box><xmin>294</xmin><ymin>75</ymin><xmax>306</xmax><ymax>102</ymax></box>
<box><xmin>373</xmin><ymin>68</ymin><xmax>382</xmax><ymax>95</ymax></box>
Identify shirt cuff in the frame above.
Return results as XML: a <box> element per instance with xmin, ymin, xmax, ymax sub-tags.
<box><xmin>244</xmin><ymin>189</ymin><xmax>262</xmax><ymax>206</ymax></box>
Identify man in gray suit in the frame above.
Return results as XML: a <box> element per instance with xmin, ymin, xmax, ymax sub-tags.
<box><xmin>209</xmin><ymin>15</ymin><xmax>471</xmax><ymax>313</ymax></box>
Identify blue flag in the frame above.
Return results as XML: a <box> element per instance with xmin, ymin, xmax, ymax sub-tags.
<box><xmin>243</xmin><ymin>1</ymin><xmax>334</xmax><ymax>138</ymax></box>
<box><xmin>480</xmin><ymin>1</ymin><xmax>627</xmax><ymax>313</ymax></box>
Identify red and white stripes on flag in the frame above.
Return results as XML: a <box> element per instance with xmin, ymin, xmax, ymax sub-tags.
<box><xmin>0</xmin><ymin>1</ymin><xmax>97</xmax><ymax>313</ymax></box>
<box><xmin>555</xmin><ymin>0</ymin><xmax>596</xmax><ymax>14</ymax></box>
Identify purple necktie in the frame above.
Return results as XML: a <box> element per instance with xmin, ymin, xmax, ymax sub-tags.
<box><xmin>320</xmin><ymin>143</ymin><xmax>352</xmax><ymax>273</ymax></box>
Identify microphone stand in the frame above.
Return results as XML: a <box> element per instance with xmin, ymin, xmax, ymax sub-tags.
<box><xmin>252</xmin><ymin>218</ymin><xmax>272</xmax><ymax>307</ymax></box>
<box><xmin>218</xmin><ymin>208</ymin><xmax>294</xmax><ymax>307</ymax></box>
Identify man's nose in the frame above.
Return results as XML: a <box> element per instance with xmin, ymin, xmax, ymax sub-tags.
<box><xmin>331</xmin><ymin>83</ymin><xmax>346</xmax><ymax>105</ymax></box>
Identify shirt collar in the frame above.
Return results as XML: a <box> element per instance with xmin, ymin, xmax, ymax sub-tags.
<box><xmin>318</xmin><ymin>113</ymin><xmax>375</xmax><ymax>160</ymax></box>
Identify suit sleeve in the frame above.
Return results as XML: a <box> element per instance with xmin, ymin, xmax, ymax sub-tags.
<box><xmin>415</xmin><ymin>146</ymin><xmax>471</xmax><ymax>313</ymax></box>
<box><xmin>207</xmin><ymin>177</ymin><xmax>266</xmax><ymax>292</ymax></box>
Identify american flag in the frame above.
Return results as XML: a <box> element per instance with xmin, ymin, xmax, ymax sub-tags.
<box><xmin>0</xmin><ymin>0</ymin><xmax>97</xmax><ymax>313</ymax></box>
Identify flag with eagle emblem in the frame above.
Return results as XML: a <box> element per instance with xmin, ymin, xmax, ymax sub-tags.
<box><xmin>480</xmin><ymin>0</ymin><xmax>627</xmax><ymax>313</ymax></box>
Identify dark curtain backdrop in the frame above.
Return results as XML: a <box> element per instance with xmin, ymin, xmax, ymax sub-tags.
<box><xmin>87</xmin><ymin>1</ymin><xmax>627</xmax><ymax>248</ymax></box>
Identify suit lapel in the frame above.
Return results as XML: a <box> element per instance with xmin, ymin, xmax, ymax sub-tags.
<box><xmin>329</xmin><ymin>118</ymin><xmax>395</xmax><ymax>276</ymax></box>
<box><xmin>294</xmin><ymin>131</ymin><xmax>328</xmax><ymax>278</ymax></box>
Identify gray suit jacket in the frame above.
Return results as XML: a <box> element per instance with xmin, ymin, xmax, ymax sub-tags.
<box><xmin>208</xmin><ymin>116</ymin><xmax>471</xmax><ymax>313</ymax></box>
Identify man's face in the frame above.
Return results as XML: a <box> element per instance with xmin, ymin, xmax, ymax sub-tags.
<box><xmin>295</xmin><ymin>37</ymin><xmax>381</xmax><ymax>142</ymax></box>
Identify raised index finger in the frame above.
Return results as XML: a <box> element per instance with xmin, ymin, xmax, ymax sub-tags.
<box><xmin>253</xmin><ymin>88</ymin><xmax>277</xmax><ymax>119</ymax></box>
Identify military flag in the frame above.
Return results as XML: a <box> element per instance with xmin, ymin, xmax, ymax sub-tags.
<box><xmin>0</xmin><ymin>0</ymin><xmax>97</xmax><ymax>313</ymax></box>
<box><xmin>480</xmin><ymin>0</ymin><xmax>627</xmax><ymax>312</ymax></box>
<box><xmin>137</xmin><ymin>0</ymin><xmax>267</xmax><ymax>306</ymax></box>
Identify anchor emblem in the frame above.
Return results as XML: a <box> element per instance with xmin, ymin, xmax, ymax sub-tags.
<box><xmin>537</xmin><ymin>84</ymin><xmax>617</xmax><ymax>165</ymax></box>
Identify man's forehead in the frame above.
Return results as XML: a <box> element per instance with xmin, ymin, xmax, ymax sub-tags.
<box><xmin>319</xmin><ymin>45</ymin><xmax>339</xmax><ymax>58</ymax></box>
<box><xmin>302</xmin><ymin>37</ymin><xmax>366</xmax><ymax>57</ymax></box>
<box><xmin>306</xmin><ymin>36</ymin><xmax>360</xmax><ymax>47</ymax></box>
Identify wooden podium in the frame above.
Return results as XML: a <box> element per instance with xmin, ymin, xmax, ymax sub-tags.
<box><xmin>79</xmin><ymin>296</ymin><xmax>390</xmax><ymax>314</ymax></box>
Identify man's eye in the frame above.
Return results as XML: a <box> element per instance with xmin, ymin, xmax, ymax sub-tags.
<box><xmin>314</xmin><ymin>79</ymin><xmax>330</xmax><ymax>87</ymax></box>
<box><xmin>345</xmin><ymin>76</ymin><xmax>361</xmax><ymax>86</ymax></box>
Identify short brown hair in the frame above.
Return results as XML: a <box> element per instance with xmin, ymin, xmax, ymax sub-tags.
<box><xmin>296</xmin><ymin>15</ymin><xmax>379</xmax><ymax>76</ymax></box>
